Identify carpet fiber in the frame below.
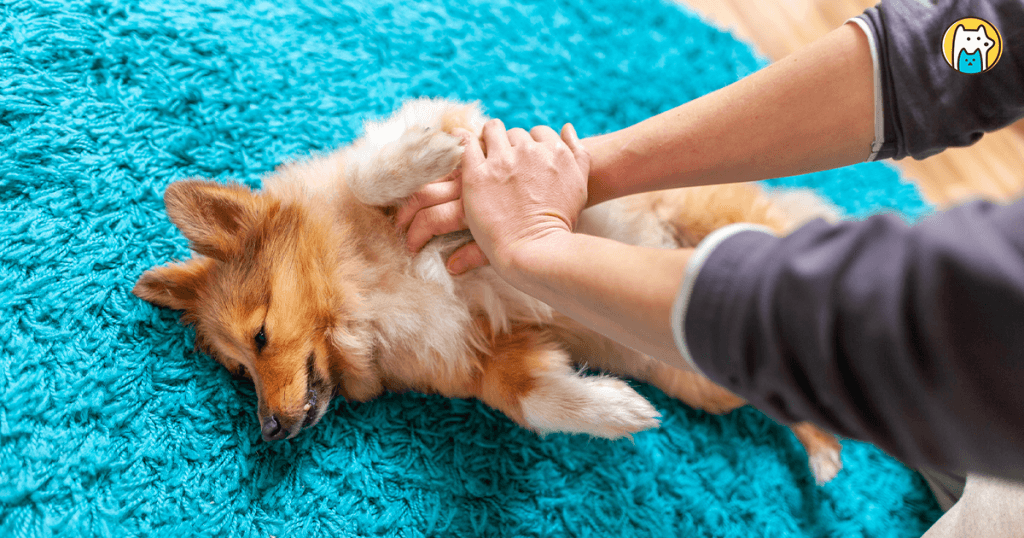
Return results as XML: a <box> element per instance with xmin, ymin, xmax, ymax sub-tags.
<box><xmin>1</xmin><ymin>0</ymin><xmax>941</xmax><ymax>536</ymax></box>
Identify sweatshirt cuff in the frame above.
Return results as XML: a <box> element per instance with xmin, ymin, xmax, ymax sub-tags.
<box><xmin>671</xmin><ymin>223</ymin><xmax>778</xmax><ymax>377</ymax></box>
<box><xmin>848</xmin><ymin>15</ymin><xmax>885</xmax><ymax>162</ymax></box>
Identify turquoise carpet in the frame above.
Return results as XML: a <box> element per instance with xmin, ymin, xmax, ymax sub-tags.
<box><xmin>1</xmin><ymin>0</ymin><xmax>941</xmax><ymax>536</ymax></box>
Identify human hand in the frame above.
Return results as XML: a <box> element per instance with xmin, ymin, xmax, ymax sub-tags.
<box><xmin>394</xmin><ymin>167</ymin><xmax>489</xmax><ymax>275</ymax></box>
<box><xmin>457</xmin><ymin>119</ymin><xmax>590</xmax><ymax>282</ymax></box>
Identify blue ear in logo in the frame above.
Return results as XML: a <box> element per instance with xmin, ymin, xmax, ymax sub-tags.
<box><xmin>957</xmin><ymin>49</ymin><xmax>984</xmax><ymax>74</ymax></box>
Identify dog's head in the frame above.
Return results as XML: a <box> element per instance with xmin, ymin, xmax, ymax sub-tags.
<box><xmin>134</xmin><ymin>180</ymin><xmax>380</xmax><ymax>441</ymax></box>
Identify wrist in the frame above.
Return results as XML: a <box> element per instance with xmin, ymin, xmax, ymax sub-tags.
<box><xmin>582</xmin><ymin>132</ymin><xmax>633</xmax><ymax>207</ymax></box>
<box><xmin>497</xmin><ymin>230</ymin><xmax>578</xmax><ymax>296</ymax></box>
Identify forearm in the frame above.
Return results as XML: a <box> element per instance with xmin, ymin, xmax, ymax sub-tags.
<box><xmin>584</xmin><ymin>23</ymin><xmax>874</xmax><ymax>206</ymax></box>
<box><xmin>685</xmin><ymin>200</ymin><xmax>1024</xmax><ymax>479</ymax></box>
<box><xmin>502</xmin><ymin>232</ymin><xmax>695</xmax><ymax>371</ymax></box>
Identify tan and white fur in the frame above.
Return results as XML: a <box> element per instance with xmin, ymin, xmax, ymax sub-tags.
<box><xmin>134</xmin><ymin>98</ymin><xmax>843</xmax><ymax>484</ymax></box>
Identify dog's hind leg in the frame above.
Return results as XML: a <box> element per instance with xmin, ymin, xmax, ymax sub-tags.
<box><xmin>646</xmin><ymin>358</ymin><xmax>843</xmax><ymax>483</ymax></box>
<box><xmin>548</xmin><ymin>316</ymin><xmax>844</xmax><ymax>483</ymax></box>
<box><xmin>472</xmin><ymin>326</ymin><xmax>661</xmax><ymax>440</ymax></box>
<box><xmin>345</xmin><ymin>98</ymin><xmax>486</xmax><ymax>206</ymax></box>
<box><xmin>547</xmin><ymin>316</ymin><xmax>748</xmax><ymax>414</ymax></box>
<box><xmin>789</xmin><ymin>421</ymin><xmax>843</xmax><ymax>485</ymax></box>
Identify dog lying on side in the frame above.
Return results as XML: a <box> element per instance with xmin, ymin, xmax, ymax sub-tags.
<box><xmin>134</xmin><ymin>98</ymin><xmax>843</xmax><ymax>484</ymax></box>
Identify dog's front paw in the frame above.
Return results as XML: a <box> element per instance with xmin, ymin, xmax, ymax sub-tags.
<box><xmin>399</xmin><ymin>125</ymin><xmax>464</xmax><ymax>183</ymax></box>
<box><xmin>346</xmin><ymin>125</ymin><xmax>463</xmax><ymax>206</ymax></box>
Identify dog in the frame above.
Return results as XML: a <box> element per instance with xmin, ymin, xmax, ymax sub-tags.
<box><xmin>134</xmin><ymin>98</ymin><xmax>843</xmax><ymax>484</ymax></box>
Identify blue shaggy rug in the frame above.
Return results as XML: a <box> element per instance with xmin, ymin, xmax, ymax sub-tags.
<box><xmin>1</xmin><ymin>0</ymin><xmax>941</xmax><ymax>536</ymax></box>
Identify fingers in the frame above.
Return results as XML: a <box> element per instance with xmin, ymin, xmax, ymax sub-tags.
<box><xmin>561</xmin><ymin>123</ymin><xmax>591</xmax><ymax>175</ymax></box>
<box><xmin>402</xmin><ymin>121</ymin><xmax>587</xmax><ymax>269</ymax></box>
<box><xmin>479</xmin><ymin>119</ymin><xmax>510</xmax><ymax>158</ymax></box>
<box><xmin>446</xmin><ymin>241</ymin><xmax>489</xmax><ymax>275</ymax></box>
<box><xmin>529</xmin><ymin>125</ymin><xmax>560</xmax><ymax>143</ymax></box>
<box><xmin>404</xmin><ymin>199</ymin><xmax>467</xmax><ymax>253</ymax></box>
<box><xmin>394</xmin><ymin>170</ymin><xmax>462</xmax><ymax>233</ymax></box>
<box><xmin>507</xmin><ymin>127</ymin><xmax>532</xmax><ymax>146</ymax></box>
<box><xmin>453</xmin><ymin>128</ymin><xmax>485</xmax><ymax>169</ymax></box>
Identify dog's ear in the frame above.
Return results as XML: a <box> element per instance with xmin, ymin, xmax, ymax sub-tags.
<box><xmin>133</xmin><ymin>258</ymin><xmax>214</xmax><ymax>312</ymax></box>
<box><xmin>163</xmin><ymin>180</ymin><xmax>260</xmax><ymax>260</ymax></box>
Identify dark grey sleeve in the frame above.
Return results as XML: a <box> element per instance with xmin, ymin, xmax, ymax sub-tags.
<box><xmin>855</xmin><ymin>0</ymin><xmax>1024</xmax><ymax>160</ymax></box>
<box><xmin>679</xmin><ymin>198</ymin><xmax>1024</xmax><ymax>481</ymax></box>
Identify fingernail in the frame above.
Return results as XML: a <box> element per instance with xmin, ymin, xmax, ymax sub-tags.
<box><xmin>564</xmin><ymin>123</ymin><xmax>579</xmax><ymax>141</ymax></box>
<box><xmin>447</xmin><ymin>256</ymin><xmax>467</xmax><ymax>275</ymax></box>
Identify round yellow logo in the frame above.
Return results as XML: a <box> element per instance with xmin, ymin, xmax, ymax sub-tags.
<box><xmin>942</xmin><ymin>18</ymin><xmax>1003</xmax><ymax>74</ymax></box>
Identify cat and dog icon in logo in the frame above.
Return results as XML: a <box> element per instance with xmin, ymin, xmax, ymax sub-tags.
<box><xmin>943</xmin><ymin>18</ymin><xmax>1003</xmax><ymax>74</ymax></box>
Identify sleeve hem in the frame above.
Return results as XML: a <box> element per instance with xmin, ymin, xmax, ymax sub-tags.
<box><xmin>847</xmin><ymin>16</ymin><xmax>885</xmax><ymax>162</ymax></box>
<box><xmin>671</xmin><ymin>223</ymin><xmax>778</xmax><ymax>377</ymax></box>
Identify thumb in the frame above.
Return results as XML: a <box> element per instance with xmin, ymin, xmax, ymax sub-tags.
<box><xmin>446</xmin><ymin>241</ymin><xmax>490</xmax><ymax>275</ymax></box>
<box><xmin>560</xmin><ymin>123</ymin><xmax>590</xmax><ymax>175</ymax></box>
<box><xmin>452</xmin><ymin>128</ymin><xmax>484</xmax><ymax>170</ymax></box>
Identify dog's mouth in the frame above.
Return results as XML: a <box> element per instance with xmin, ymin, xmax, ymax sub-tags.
<box><xmin>299</xmin><ymin>351</ymin><xmax>332</xmax><ymax>431</ymax></box>
<box><xmin>301</xmin><ymin>388</ymin><xmax>320</xmax><ymax>428</ymax></box>
<box><xmin>256</xmin><ymin>351</ymin><xmax>335</xmax><ymax>440</ymax></box>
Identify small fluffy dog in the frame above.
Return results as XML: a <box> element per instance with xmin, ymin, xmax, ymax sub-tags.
<box><xmin>134</xmin><ymin>98</ymin><xmax>843</xmax><ymax>484</ymax></box>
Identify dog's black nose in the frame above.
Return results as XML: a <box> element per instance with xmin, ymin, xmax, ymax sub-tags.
<box><xmin>261</xmin><ymin>415</ymin><xmax>288</xmax><ymax>442</ymax></box>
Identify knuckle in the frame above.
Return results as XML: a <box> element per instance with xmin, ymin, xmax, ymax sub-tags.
<box><xmin>422</xmin><ymin>206</ymin><xmax>445</xmax><ymax>228</ymax></box>
<box><xmin>498</xmin><ymin>155</ymin><xmax>516</xmax><ymax>173</ymax></box>
<box><xmin>424</xmin><ymin>202</ymin><xmax>459</xmax><ymax>230</ymax></box>
<box><xmin>529</xmin><ymin>125</ymin><xmax>552</xmax><ymax>137</ymax></box>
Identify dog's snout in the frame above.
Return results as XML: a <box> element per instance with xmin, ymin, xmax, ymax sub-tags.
<box><xmin>261</xmin><ymin>415</ymin><xmax>288</xmax><ymax>442</ymax></box>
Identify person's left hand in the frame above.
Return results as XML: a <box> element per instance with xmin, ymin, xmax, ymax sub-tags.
<box><xmin>394</xmin><ymin>167</ymin><xmax>489</xmax><ymax>275</ymax></box>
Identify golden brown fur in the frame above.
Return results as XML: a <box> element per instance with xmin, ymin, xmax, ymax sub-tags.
<box><xmin>135</xmin><ymin>98</ymin><xmax>843</xmax><ymax>484</ymax></box>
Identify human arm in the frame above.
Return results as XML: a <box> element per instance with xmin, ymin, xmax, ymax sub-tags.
<box><xmin>459</xmin><ymin>119</ymin><xmax>1024</xmax><ymax>481</ymax></box>
<box><xmin>679</xmin><ymin>200</ymin><xmax>1024</xmax><ymax>481</ymax></box>
<box><xmin>505</xmin><ymin>233</ymin><xmax>698</xmax><ymax>371</ymax></box>
<box><xmin>454</xmin><ymin>121</ymin><xmax>700</xmax><ymax>369</ymax></box>
<box><xmin>442</xmin><ymin>0</ymin><xmax>1024</xmax><ymax>480</ymax></box>
<box><xmin>395</xmin><ymin>21</ymin><xmax>876</xmax><ymax>269</ymax></box>
<box><xmin>583</xmin><ymin>22</ymin><xmax>875</xmax><ymax>206</ymax></box>
<box><xmin>399</xmin><ymin>0</ymin><xmax>1024</xmax><ymax>262</ymax></box>
<box><xmin>458</xmin><ymin>116</ymin><xmax>1024</xmax><ymax>481</ymax></box>
<box><xmin>586</xmin><ymin>0</ymin><xmax>1024</xmax><ymax>203</ymax></box>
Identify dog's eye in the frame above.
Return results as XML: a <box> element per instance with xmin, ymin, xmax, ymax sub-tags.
<box><xmin>254</xmin><ymin>326</ymin><xmax>267</xmax><ymax>352</ymax></box>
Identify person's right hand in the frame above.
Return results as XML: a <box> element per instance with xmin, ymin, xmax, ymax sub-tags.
<box><xmin>457</xmin><ymin>119</ymin><xmax>590</xmax><ymax>284</ymax></box>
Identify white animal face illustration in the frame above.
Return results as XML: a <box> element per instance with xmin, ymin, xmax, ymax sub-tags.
<box><xmin>953</xmin><ymin>24</ymin><xmax>995</xmax><ymax>72</ymax></box>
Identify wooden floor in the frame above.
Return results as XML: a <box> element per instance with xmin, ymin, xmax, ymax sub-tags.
<box><xmin>678</xmin><ymin>0</ymin><xmax>1024</xmax><ymax>208</ymax></box>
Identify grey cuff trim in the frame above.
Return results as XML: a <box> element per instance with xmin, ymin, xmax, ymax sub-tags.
<box><xmin>670</xmin><ymin>223</ymin><xmax>778</xmax><ymax>376</ymax></box>
<box><xmin>848</xmin><ymin>16</ymin><xmax>885</xmax><ymax>162</ymax></box>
